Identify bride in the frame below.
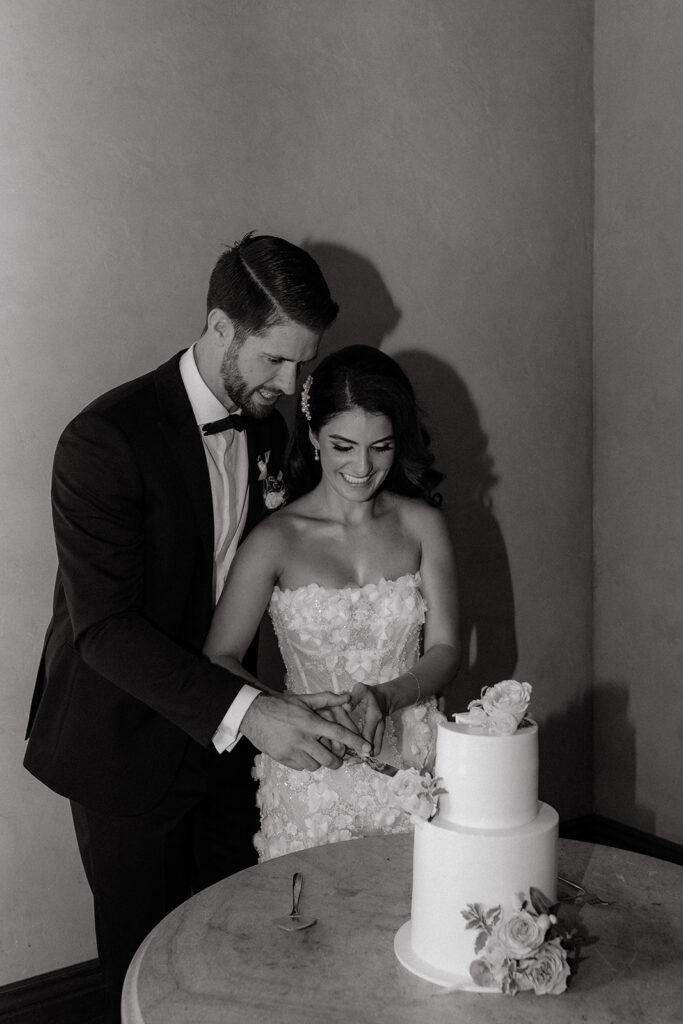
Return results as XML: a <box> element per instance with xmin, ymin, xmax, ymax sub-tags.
<box><xmin>204</xmin><ymin>345</ymin><xmax>460</xmax><ymax>860</ymax></box>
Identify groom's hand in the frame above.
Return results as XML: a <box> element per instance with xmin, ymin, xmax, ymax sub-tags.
<box><xmin>240</xmin><ymin>691</ymin><xmax>371</xmax><ymax>771</ymax></box>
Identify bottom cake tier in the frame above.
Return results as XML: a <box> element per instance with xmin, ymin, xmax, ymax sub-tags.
<box><xmin>395</xmin><ymin>801</ymin><xmax>559</xmax><ymax>989</ymax></box>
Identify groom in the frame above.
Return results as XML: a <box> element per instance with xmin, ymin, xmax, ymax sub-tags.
<box><xmin>24</xmin><ymin>232</ymin><xmax>369</xmax><ymax>1022</ymax></box>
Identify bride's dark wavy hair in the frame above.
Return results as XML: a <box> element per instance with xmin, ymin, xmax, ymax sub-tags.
<box><xmin>285</xmin><ymin>345</ymin><xmax>444</xmax><ymax>505</ymax></box>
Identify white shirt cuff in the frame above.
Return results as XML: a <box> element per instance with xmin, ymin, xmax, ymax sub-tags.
<box><xmin>212</xmin><ymin>684</ymin><xmax>261</xmax><ymax>753</ymax></box>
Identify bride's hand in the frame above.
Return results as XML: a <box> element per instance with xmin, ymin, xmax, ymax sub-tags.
<box><xmin>349</xmin><ymin>683</ymin><xmax>390</xmax><ymax>757</ymax></box>
<box><xmin>297</xmin><ymin>692</ymin><xmax>360</xmax><ymax>759</ymax></box>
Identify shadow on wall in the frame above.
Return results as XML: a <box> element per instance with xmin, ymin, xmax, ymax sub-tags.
<box><xmin>304</xmin><ymin>241</ymin><xmax>402</xmax><ymax>353</ymax></box>
<box><xmin>539</xmin><ymin>687</ymin><xmax>594</xmax><ymax>822</ymax></box>
<box><xmin>395</xmin><ymin>350</ymin><xmax>518</xmax><ymax>717</ymax></box>
<box><xmin>591</xmin><ymin>681</ymin><xmax>656</xmax><ymax>833</ymax></box>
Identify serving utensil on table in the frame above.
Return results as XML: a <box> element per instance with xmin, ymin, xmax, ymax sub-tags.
<box><xmin>273</xmin><ymin>872</ymin><xmax>317</xmax><ymax>931</ymax></box>
<box><xmin>558</xmin><ymin>875</ymin><xmax>614</xmax><ymax>906</ymax></box>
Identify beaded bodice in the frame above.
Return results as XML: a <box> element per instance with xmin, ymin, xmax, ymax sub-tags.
<box><xmin>268</xmin><ymin>572</ymin><xmax>426</xmax><ymax>696</ymax></box>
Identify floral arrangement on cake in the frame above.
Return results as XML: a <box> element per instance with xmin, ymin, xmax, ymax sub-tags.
<box><xmin>386</xmin><ymin>767</ymin><xmax>444</xmax><ymax>824</ymax></box>
<box><xmin>462</xmin><ymin>887</ymin><xmax>580</xmax><ymax>995</ymax></box>
<box><xmin>465</xmin><ymin>679</ymin><xmax>532</xmax><ymax>735</ymax></box>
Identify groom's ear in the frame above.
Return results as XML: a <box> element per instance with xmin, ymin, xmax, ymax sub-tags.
<box><xmin>207</xmin><ymin>308</ymin><xmax>237</xmax><ymax>347</ymax></box>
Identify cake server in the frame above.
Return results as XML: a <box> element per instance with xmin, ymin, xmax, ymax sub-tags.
<box><xmin>273</xmin><ymin>872</ymin><xmax>317</xmax><ymax>931</ymax></box>
<box><xmin>557</xmin><ymin>876</ymin><xmax>614</xmax><ymax>906</ymax></box>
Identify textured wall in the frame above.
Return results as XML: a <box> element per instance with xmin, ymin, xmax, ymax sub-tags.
<box><xmin>0</xmin><ymin>0</ymin><xmax>593</xmax><ymax>982</ymax></box>
<box><xmin>594</xmin><ymin>0</ymin><xmax>683</xmax><ymax>846</ymax></box>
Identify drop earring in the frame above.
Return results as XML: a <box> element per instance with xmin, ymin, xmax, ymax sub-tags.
<box><xmin>313</xmin><ymin>446</ymin><xmax>320</xmax><ymax>462</ymax></box>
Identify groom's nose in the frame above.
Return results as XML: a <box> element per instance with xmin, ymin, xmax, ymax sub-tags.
<box><xmin>273</xmin><ymin>362</ymin><xmax>298</xmax><ymax>395</ymax></box>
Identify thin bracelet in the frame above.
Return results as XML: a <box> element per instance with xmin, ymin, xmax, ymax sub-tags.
<box><xmin>405</xmin><ymin>670</ymin><xmax>421</xmax><ymax>703</ymax></box>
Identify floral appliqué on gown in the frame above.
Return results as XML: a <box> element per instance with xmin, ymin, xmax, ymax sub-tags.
<box><xmin>253</xmin><ymin>572</ymin><xmax>446</xmax><ymax>860</ymax></box>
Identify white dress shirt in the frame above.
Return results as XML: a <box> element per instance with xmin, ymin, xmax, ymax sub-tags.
<box><xmin>179</xmin><ymin>347</ymin><xmax>260</xmax><ymax>752</ymax></box>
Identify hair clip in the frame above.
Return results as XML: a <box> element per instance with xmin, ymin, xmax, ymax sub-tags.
<box><xmin>300</xmin><ymin>375</ymin><xmax>313</xmax><ymax>422</ymax></box>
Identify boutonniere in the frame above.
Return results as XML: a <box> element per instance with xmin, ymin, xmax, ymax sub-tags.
<box><xmin>257</xmin><ymin>450</ymin><xmax>286</xmax><ymax>510</ymax></box>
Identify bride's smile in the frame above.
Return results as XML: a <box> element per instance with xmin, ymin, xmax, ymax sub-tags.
<box><xmin>340</xmin><ymin>471</ymin><xmax>374</xmax><ymax>486</ymax></box>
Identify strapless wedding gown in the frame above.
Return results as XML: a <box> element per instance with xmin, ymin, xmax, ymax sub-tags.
<box><xmin>252</xmin><ymin>572</ymin><xmax>446</xmax><ymax>861</ymax></box>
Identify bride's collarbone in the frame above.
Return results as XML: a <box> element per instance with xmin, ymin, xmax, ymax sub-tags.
<box><xmin>279</xmin><ymin>505</ymin><xmax>421</xmax><ymax>590</ymax></box>
<box><xmin>291</xmin><ymin>507</ymin><xmax>413</xmax><ymax>547</ymax></box>
<box><xmin>288</xmin><ymin>487</ymin><xmax>406</xmax><ymax>531</ymax></box>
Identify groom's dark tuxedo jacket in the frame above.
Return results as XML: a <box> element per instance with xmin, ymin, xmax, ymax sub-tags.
<box><xmin>24</xmin><ymin>352</ymin><xmax>287</xmax><ymax>816</ymax></box>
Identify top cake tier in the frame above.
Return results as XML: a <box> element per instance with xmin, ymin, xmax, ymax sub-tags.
<box><xmin>434</xmin><ymin>718</ymin><xmax>539</xmax><ymax>830</ymax></box>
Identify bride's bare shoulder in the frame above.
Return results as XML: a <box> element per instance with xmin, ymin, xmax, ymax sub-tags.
<box><xmin>386</xmin><ymin>492</ymin><xmax>444</xmax><ymax>526</ymax></box>
<box><xmin>254</xmin><ymin>494</ymin><xmax>319</xmax><ymax>541</ymax></box>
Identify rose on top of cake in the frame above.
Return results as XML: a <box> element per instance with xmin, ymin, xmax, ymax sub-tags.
<box><xmin>458</xmin><ymin>679</ymin><xmax>532</xmax><ymax>735</ymax></box>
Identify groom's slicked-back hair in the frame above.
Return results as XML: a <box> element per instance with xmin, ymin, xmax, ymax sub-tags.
<box><xmin>205</xmin><ymin>232</ymin><xmax>338</xmax><ymax>341</ymax></box>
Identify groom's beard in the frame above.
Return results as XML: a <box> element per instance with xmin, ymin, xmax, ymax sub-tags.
<box><xmin>220</xmin><ymin>350</ymin><xmax>280</xmax><ymax>420</ymax></box>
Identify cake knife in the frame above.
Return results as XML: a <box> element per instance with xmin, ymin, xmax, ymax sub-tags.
<box><xmin>343</xmin><ymin>754</ymin><xmax>399</xmax><ymax>777</ymax></box>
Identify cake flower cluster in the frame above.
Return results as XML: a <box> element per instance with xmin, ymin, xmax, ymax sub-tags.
<box><xmin>466</xmin><ymin>680</ymin><xmax>532</xmax><ymax>735</ymax></box>
<box><xmin>462</xmin><ymin>888</ymin><xmax>579</xmax><ymax>996</ymax></box>
<box><xmin>386</xmin><ymin>767</ymin><xmax>444</xmax><ymax>824</ymax></box>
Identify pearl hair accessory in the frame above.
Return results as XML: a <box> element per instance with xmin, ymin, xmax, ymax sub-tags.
<box><xmin>300</xmin><ymin>375</ymin><xmax>313</xmax><ymax>422</ymax></box>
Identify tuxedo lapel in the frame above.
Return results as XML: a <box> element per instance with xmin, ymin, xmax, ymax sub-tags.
<box><xmin>153</xmin><ymin>353</ymin><xmax>214</xmax><ymax>565</ymax></box>
<box><xmin>244</xmin><ymin>419</ymin><xmax>267</xmax><ymax>536</ymax></box>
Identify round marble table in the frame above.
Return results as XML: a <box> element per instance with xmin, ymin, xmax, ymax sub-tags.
<box><xmin>122</xmin><ymin>834</ymin><xmax>683</xmax><ymax>1024</ymax></box>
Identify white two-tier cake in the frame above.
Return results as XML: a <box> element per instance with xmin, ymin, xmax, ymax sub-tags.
<box><xmin>394</xmin><ymin>707</ymin><xmax>558</xmax><ymax>991</ymax></box>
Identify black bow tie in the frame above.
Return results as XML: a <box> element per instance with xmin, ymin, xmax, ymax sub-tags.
<box><xmin>202</xmin><ymin>414</ymin><xmax>247</xmax><ymax>435</ymax></box>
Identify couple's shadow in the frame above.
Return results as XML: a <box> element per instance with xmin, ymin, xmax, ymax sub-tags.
<box><xmin>260</xmin><ymin>241</ymin><xmax>517</xmax><ymax>712</ymax></box>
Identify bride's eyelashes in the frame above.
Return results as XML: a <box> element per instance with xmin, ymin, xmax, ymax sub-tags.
<box><xmin>331</xmin><ymin>443</ymin><xmax>394</xmax><ymax>453</ymax></box>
